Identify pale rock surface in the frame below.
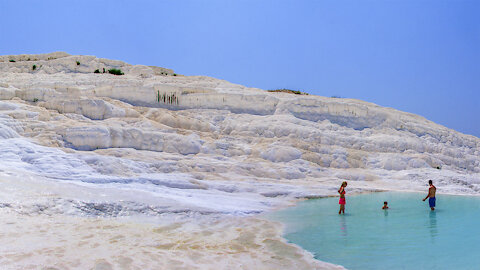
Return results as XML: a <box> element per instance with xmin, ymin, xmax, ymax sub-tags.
<box><xmin>261</xmin><ymin>145</ymin><xmax>303</xmax><ymax>163</ymax></box>
<box><xmin>0</xmin><ymin>53</ymin><xmax>479</xmax><ymax>269</ymax></box>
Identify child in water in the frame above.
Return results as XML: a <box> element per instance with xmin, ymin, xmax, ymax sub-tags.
<box><xmin>382</xmin><ymin>201</ymin><xmax>389</xmax><ymax>209</ymax></box>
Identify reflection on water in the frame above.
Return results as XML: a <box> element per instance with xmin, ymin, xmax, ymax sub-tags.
<box><xmin>384</xmin><ymin>209</ymin><xmax>389</xmax><ymax>217</ymax></box>
<box><xmin>429</xmin><ymin>210</ymin><xmax>438</xmax><ymax>239</ymax></box>
<box><xmin>339</xmin><ymin>215</ymin><xmax>347</xmax><ymax>237</ymax></box>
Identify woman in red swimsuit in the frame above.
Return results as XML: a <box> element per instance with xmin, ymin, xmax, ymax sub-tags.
<box><xmin>338</xmin><ymin>181</ymin><xmax>347</xmax><ymax>214</ymax></box>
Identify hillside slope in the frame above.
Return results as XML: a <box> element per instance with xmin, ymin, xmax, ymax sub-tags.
<box><xmin>0</xmin><ymin>52</ymin><xmax>478</xmax><ymax>269</ymax></box>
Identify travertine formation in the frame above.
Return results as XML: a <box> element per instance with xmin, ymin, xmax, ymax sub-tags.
<box><xmin>0</xmin><ymin>52</ymin><xmax>478</xmax><ymax>269</ymax></box>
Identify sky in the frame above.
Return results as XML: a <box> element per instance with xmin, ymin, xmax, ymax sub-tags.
<box><xmin>1</xmin><ymin>0</ymin><xmax>479</xmax><ymax>137</ymax></box>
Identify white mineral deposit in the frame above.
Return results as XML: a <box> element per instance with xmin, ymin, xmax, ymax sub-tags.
<box><xmin>0</xmin><ymin>52</ymin><xmax>478</xmax><ymax>269</ymax></box>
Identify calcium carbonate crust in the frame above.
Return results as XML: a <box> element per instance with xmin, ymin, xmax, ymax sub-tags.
<box><xmin>0</xmin><ymin>52</ymin><xmax>478</xmax><ymax>269</ymax></box>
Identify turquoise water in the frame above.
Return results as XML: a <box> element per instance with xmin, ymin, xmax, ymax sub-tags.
<box><xmin>267</xmin><ymin>192</ymin><xmax>480</xmax><ymax>270</ymax></box>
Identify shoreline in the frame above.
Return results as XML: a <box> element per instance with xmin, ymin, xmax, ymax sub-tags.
<box><xmin>0</xmin><ymin>208</ymin><xmax>344</xmax><ymax>270</ymax></box>
<box><xmin>2</xmin><ymin>169</ymin><xmax>478</xmax><ymax>269</ymax></box>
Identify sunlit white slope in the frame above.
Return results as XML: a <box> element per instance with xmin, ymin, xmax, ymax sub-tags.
<box><xmin>0</xmin><ymin>52</ymin><xmax>478</xmax><ymax>219</ymax></box>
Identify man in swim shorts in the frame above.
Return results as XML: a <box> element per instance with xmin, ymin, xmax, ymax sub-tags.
<box><xmin>422</xmin><ymin>180</ymin><xmax>436</xmax><ymax>211</ymax></box>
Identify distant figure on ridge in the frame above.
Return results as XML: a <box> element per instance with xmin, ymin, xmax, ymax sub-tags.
<box><xmin>382</xmin><ymin>201</ymin><xmax>389</xmax><ymax>209</ymax></box>
<box><xmin>422</xmin><ymin>180</ymin><xmax>436</xmax><ymax>211</ymax></box>
<box><xmin>338</xmin><ymin>181</ymin><xmax>347</xmax><ymax>214</ymax></box>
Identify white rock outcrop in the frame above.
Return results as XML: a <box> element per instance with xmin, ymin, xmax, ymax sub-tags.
<box><xmin>0</xmin><ymin>52</ymin><xmax>478</xmax><ymax>218</ymax></box>
<box><xmin>0</xmin><ymin>52</ymin><xmax>478</xmax><ymax>269</ymax></box>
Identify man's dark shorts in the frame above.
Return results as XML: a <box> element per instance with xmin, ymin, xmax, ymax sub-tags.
<box><xmin>429</xmin><ymin>197</ymin><xmax>436</xmax><ymax>208</ymax></box>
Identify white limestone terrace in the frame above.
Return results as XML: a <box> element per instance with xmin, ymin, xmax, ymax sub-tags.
<box><xmin>0</xmin><ymin>52</ymin><xmax>479</xmax><ymax>269</ymax></box>
<box><xmin>0</xmin><ymin>52</ymin><xmax>479</xmax><ymax>218</ymax></box>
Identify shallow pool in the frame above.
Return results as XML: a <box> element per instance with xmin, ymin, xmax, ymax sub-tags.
<box><xmin>267</xmin><ymin>192</ymin><xmax>480</xmax><ymax>270</ymax></box>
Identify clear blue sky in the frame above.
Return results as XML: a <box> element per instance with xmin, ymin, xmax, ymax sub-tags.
<box><xmin>1</xmin><ymin>0</ymin><xmax>479</xmax><ymax>137</ymax></box>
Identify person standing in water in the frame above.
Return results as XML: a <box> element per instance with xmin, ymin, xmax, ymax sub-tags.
<box><xmin>338</xmin><ymin>181</ymin><xmax>347</xmax><ymax>214</ymax></box>
<box><xmin>422</xmin><ymin>180</ymin><xmax>436</xmax><ymax>210</ymax></box>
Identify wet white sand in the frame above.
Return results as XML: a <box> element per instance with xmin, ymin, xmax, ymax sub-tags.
<box><xmin>0</xmin><ymin>209</ymin><xmax>343</xmax><ymax>270</ymax></box>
